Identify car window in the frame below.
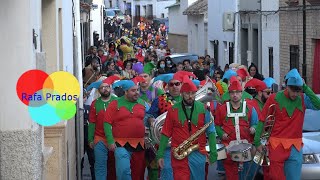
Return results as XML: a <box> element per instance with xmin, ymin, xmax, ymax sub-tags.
<box><xmin>115</xmin><ymin>10</ymin><xmax>123</xmax><ymax>16</ymax></box>
<box><xmin>171</xmin><ymin>55</ymin><xmax>198</xmax><ymax>65</ymax></box>
<box><xmin>303</xmin><ymin>96</ymin><xmax>320</xmax><ymax>132</ymax></box>
<box><xmin>106</xmin><ymin>11</ymin><xmax>115</xmax><ymax>16</ymax></box>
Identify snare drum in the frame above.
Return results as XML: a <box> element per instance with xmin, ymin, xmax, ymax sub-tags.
<box><xmin>205</xmin><ymin>144</ymin><xmax>227</xmax><ymax>160</ymax></box>
<box><xmin>227</xmin><ymin>143</ymin><xmax>253</xmax><ymax>162</ymax></box>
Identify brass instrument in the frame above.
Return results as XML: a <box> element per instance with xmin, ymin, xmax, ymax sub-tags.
<box><xmin>149</xmin><ymin>78</ymin><xmax>219</xmax><ymax>147</ymax></box>
<box><xmin>173</xmin><ymin>104</ymin><xmax>215</xmax><ymax>160</ymax></box>
<box><xmin>253</xmin><ymin>104</ymin><xmax>276</xmax><ymax>166</ymax></box>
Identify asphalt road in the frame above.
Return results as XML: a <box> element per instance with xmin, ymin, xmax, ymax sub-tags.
<box><xmin>82</xmin><ymin>153</ymin><xmax>226</xmax><ymax>180</ymax></box>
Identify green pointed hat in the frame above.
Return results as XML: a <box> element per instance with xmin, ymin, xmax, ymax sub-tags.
<box><xmin>143</xmin><ymin>62</ymin><xmax>156</xmax><ymax>75</ymax></box>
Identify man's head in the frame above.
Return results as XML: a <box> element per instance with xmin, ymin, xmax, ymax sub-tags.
<box><xmin>90</xmin><ymin>46</ymin><xmax>97</xmax><ymax>55</ymax></box>
<box><xmin>99</xmin><ymin>83</ymin><xmax>111</xmax><ymax>98</ymax></box>
<box><xmin>125</xmin><ymin>85</ymin><xmax>140</xmax><ymax>102</ymax></box>
<box><xmin>127</xmin><ymin>54</ymin><xmax>132</xmax><ymax>60</ymax></box>
<box><xmin>176</xmin><ymin>62</ymin><xmax>184</xmax><ymax>72</ymax></box>
<box><xmin>97</xmin><ymin>48</ymin><xmax>104</xmax><ymax>56</ymax></box>
<box><xmin>180</xmin><ymin>76</ymin><xmax>198</xmax><ymax>106</ymax></box>
<box><xmin>107</xmin><ymin>61</ymin><xmax>115</xmax><ymax>71</ymax></box>
<box><xmin>139</xmin><ymin>73</ymin><xmax>151</xmax><ymax>88</ymax></box>
<box><xmin>229</xmin><ymin>76</ymin><xmax>243</xmax><ymax>103</ymax></box>
<box><xmin>91</xmin><ymin>58</ymin><xmax>100</xmax><ymax>70</ymax></box>
<box><xmin>168</xmin><ymin>79</ymin><xmax>182</xmax><ymax>97</ymax></box>
<box><xmin>284</xmin><ymin>68</ymin><xmax>303</xmax><ymax>100</ymax></box>
<box><xmin>245</xmin><ymin>78</ymin><xmax>269</xmax><ymax>103</ymax></box>
<box><xmin>183</xmin><ymin>59</ymin><xmax>191</xmax><ymax>68</ymax></box>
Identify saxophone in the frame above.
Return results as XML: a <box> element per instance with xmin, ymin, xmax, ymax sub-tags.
<box><xmin>173</xmin><ymin>107</ymin><xmax>215</xmax><ymax>160</ymax></box>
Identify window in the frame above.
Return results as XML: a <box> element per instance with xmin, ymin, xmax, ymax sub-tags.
<box><xmin>213</xmin><ymin>40</ymin><xmax>219</xmax><ymax>63</ymax></box>
<box><xmin>229</xmin><ymin>42</ymin><xmax>234</xmax><ymax>64</ymax></box>
<box><xmin>161</xmin><ymin>13</ymin><xmax>165</xmax><ymax>18</ymax></box>
<box><xmin>109</xmin><ymin>1</ymin><xmax>112</xmax><ymax>8</ymax></box>
<box><xmin>269</xmin><ymin>47</ymin><xmax>274</xmax><ymax>77</ymax></box>
<box><xmin>290</xmin><ymin>45</ymin><xmax>299</xmax><ymax>70</ymax></box>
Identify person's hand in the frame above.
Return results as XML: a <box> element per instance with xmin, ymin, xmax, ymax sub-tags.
<box><xmin>149</xmin><ymin>118</ymin><xmax>155</xmax><ymax>127</ymax></box>
<box><xmin>89</xmin><ymin>142</ymin><xmax>94</xmax><ymax>149</ymax></box>
<box><xmin>158</xmin><ymin>158</ymin><xmax>164</xmax><ymax>169</ymax></box>
<box><xmin>250</xmin><ymin>127</ymin><xmax>256</xmax><ymax>134</ymax></box>
<box><xmin>108</xmin><ymin>143</ymin><xmax>117</xmax><ymax>151</ymax></box>
<box><xmin>256</xmin><ymin>145</ymin><xmax>265</xmax><ymax>153</ymax></box>
<box><xmin>222</xmin><ymin>133</ymin><xmax>229</xmax><ymax>140</ymax></box>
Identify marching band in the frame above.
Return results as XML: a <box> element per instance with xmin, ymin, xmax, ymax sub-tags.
<box><xmin>85</xmin><ymin>65</ymin><xmax>320</xmax><ymax>180</ymax></box>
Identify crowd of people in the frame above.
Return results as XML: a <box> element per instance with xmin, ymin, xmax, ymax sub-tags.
<box><xmin>81</xmin><ymin>15</ymin><xmax>320</xmax><ymax>180</ymax></box>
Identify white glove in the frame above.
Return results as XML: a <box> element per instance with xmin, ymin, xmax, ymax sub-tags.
<box><xmin>250</xmin><ymin>127</ymin><xmax>256</xmax><ymax>134</ymax></box>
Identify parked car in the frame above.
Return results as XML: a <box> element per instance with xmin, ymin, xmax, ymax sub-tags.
<box><xmin>301</xmin><ymin>100</ymin><xmax>320</xmax><ymax>179</ymax></box>
<box><xmin>167</xmin><ymin>53</ymin><xmax>198</xmax><ymax>65</ymax></box>
<box><xmin>105</xmin><ymin>8</ymin><xmax>125</xmax><ymax>21</ymax></box>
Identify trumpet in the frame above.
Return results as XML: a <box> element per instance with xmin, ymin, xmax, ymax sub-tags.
<box><xmin>253</xmin><ymin>104</ymin><xmax>276</xmax><ymax>166</ymax></box>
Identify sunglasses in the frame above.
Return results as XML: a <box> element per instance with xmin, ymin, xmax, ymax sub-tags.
<box><xmin>168</xmin><ymin>82</ymin><xmax>181</xmax><ymax>87</ymax></box>
<box><xmin>263</xmin><ymin>91</ymin><xmax>272</xmax><ymax>95</ymax></box>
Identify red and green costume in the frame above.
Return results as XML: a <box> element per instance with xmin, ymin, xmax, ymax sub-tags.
<box><xmin>215</xmin><ymin>101</ymin><xmax>258</xmax><ymax>180</ymax></box>
<box><xmin>157</xmin><ymin>101</ymin><xmax>217</xmax><ymax>180</ymax></box>
<box><xmin>254</xmin><ymin>84</ymin><xmax>320</xmax><ymax>180</ymax></box>
<box><xmin>103</xmin><ymin>96</ymin><xmax>147</xmax><ymax>180</ymax></box>
<box><xmin>88</xmin><ymin>95</ymin><xmax>117</xmax><ymax>180</ymax></box>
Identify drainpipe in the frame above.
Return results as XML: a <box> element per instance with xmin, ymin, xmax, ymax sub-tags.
<box><xmin>258</xmin><ymin>0</ymin><xmax>262</xmax><ymax>74</ymax></box>
<box><xmin>302</xmin><ymin>0</ymin><xmax>307</xmax><ymax>83</ymax></box>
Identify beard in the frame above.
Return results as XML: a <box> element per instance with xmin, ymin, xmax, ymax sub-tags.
<box><xmin>261</xmin><ymin>95</ymin><xmax>267</xmax><ymax>103</ymax></box>
<box><xmin>100</xmin><ymin>92</ymin><xmax>110</xmax><ymax>98</ymax></box>
<box><xmin>183</xmin><ymin>99</ymin><xmax>194</xmax><ymax>106</ymax></box>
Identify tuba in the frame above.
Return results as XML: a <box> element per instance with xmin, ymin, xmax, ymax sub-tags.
<box><xmin>150</xmin><ymin>77</ymin><xmax>219</xmax><ymax>147</ymax></box>
<box><xmin>253</xmin><ymin>104</ymin><xmax>276</xmax><ymax>166</ymax></box>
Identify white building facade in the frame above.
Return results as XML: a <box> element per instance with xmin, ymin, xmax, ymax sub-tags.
<box><xmin>91</xmin><ymin>0</ymin><xmax>106</xmax><ymax>43</ymax></box>
<box><xmin>261</xmin><ymin>0</ymin><xmax>280</xmax><ymax>83</ymax></box>
<box><xmin>0</xmin><ymin>0</ymin><xmax>83</xmax><ymax>179</ymax></box>
<box><xmin>207</xmin><ymin>0</ymin><xmax>236</xmax><ymax>67</ymax></box>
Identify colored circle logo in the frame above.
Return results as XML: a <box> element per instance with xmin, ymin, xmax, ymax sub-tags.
<box><xmin>16</xmin><ymin>70</ymin><xmax>80</xmax><ymax>126</ymax></box>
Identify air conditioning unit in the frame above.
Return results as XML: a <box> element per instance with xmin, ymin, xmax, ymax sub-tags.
<box><xmin>223</xmin><ymin>12</ymin><xmax>235</xmax><ymax>31</ymax></box>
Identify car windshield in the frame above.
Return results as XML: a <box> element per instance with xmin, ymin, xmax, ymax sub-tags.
<box><xmin>106</xmin><ymin>10</ymin><xmax>115</xmax><ymax>16</ymax></box>
<box><xmin>115</xmin><ymin>10</ymin><xmax>123</xmax><ymax>16</ymax></box>
<box><xmin>171</xmin><ymin>55</ymin><xmax>198</xmax><ymax>65</ymax></box>
<box><xmin>303</xmin><ymin>95</ymin><xmax>320</xmax><ymax>132</ymax></box>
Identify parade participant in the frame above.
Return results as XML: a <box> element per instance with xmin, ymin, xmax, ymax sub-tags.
<box><xmin>88</xmin><ymin>76</ymin><xmax>120</xmax><ymax>180</ymax></box>
<box><xmin>157</xmin><ymin>76</ymin><xmax>218</xmax><ymax>180</ymax></box>
<box><xmin>263</xmin><ymin>77</ymin><xmax>277</xmax><ymax>92</ymax></box>
<box><xmin>133</xmin><ymin>62</ymin><xmax>165</xmax><ymax>105</ymax></box>
<box><xmin>103</xmin><ymin>77</ymin><xmax>148</xmax><ymax>180</ymax></box>
<box><xmin>254</xmin><ymin>69</ymin><xmax>320</xmax><ymax>180</ymax></box>
<box><xmin>220</xmin><ymin>69</ymin><xmax>253</xmax><ymax>103</ymax></box>
<box><xmin>145</xmin><ymin>73</ymin><xmax>189</xmax><ymax>180</ymax></box>
<box><xmin>215</xmin><ymin>76</ymin><xmax>259</xmax><ymax>180</ymax></box>
<box><xmin>119</xmin><ymin>37</ymin><xmax>134</xmax><ymax>61</ymax></box>
<box><xmin>244</xmin><ymin>78</ymin><xmax>269</xmax><ymax>112</ymax></box>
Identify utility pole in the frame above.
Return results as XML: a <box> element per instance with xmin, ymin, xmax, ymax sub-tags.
<box><xmin>302</xmin><ymin>0</ymin><xmax>307</xmax><ymax>83</ymax></box>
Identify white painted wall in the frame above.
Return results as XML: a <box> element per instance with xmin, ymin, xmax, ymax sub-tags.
<box><xmin>62</xmin><ymin>0</ymin><xmax>74</xmax><ymax>74</ymax></box>
<box><xmin>0</xmin><ymin>0</ymin><xmax>40</xmax><ymax>131</ymax></box>
<box><xmin>261</xmin><ymin>0</ymin><xmax>280</xmax><ymax>84</ymax></box>
<box><xmin>155</xmin><ymin>1</ymin><xmax>175</xmax><ymax>18</ymax></box>
<box><xmin>188</xmin><ymin>15</ymin><xmax>206</xmax><ymax>56</ymax></box>
<box><xmin>91</xmin><ymin>0</ymin><xmax>105</xmax><ymax>44</ymax></box>
<box><xmin>207</xmin><ymin>0</ymin><xmax>235</xmax><ymax>67</ymax></box>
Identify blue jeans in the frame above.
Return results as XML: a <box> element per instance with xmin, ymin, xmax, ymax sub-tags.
<box><xmin>94</xmin><ymin>141</ymin><xmax>108</xmax><ymax>180</ymax></box>
<box><xmin>161</xmin><ymin>147</ymin><xmax>173</xmax><ymax>180</ymax></box>
<box><xmin>284</xmin><ymin>147</ymin><xmax>303</xmax><ymax>180</ymax></box>
<box><xmin>188</xmin><ymin>151</ymin><xmax>206</xmax><ymax>180</ymax></box>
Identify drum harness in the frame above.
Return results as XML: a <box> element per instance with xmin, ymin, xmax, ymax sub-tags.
<box><xmin>226</xmin><ymin>100</ymin><xmax>252</xmax><ymax>171</ymax></box>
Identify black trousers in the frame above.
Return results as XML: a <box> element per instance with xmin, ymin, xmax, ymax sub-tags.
<box><xmin>81</xmin><ymin>105</ymin><xmax>95</xmax><ymax>180</ymax></box>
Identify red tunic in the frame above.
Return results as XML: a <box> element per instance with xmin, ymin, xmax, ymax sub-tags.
<box><xmin>104</xmin><ymin>100</ymin><xmax>146</xmax><ymax>148</ymax></box>
<box><xmin>261</xmin><ymin>92</ymin><xmax>305</xmax><ymax>151</ymax></box>
<box><xmin>89</xmin><ymin>100</ymin><xmax>106</xmax><ymax>144</ymax></box>
<box><xmin>215</xmin><ymin>103</ymin><xmax>255</xmax><ymax>145</ymax></box>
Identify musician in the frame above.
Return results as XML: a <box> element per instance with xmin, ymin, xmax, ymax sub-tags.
<box><xmin>157</xmin><ymin>76</ymin><xmax>218</xmax><ymax>180</ymax></box>
<box><xmin>254</xmin><ymin>69</ymin><xmax>320</xmax><ymax>180</ymax></box>
<box><xmin>220</xmin><ymin>69</ymin><xmax>253</xmax><ymax>103</ymax></box>
<box><xmin>88</xmin><ymin>76</ymin><xmax>119</xmax><ymax>180</ymax></box>
<box><xmin>133</xmin><ymin>62</ymin><xmax>165</xmax><ymax>105</ymax></box>
<box><xmin>244</xmin><ymin>78</ymin><xmax>270</xmax><ymax>112</ymax></box>
<box><xmin>215</xmin><ymin>76</ymin><xmax>259</xmax><ymax>180</ymax></box>
<box><xmin>103</xmin><ymin>78</ymin><xmax>149</xmax><ymax>180</ymax></box>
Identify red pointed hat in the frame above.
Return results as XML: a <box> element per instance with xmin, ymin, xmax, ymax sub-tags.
<box><xmin>180</xmin><ymin>76</ymin><xmax>198</xmax><ymax>92</ymax></box>
<box><xmin>244</xmin><ymin>78</ymin><xmax>267</xmax><ymax>92</ymax></box>
<box><xmin>132</xmin><ymin>76</ymin><xmax>145</xmax><ymax>85</ymax></box>
<box><xmin>102</xmin><ymin>75</ymin><xmax>120</xmax><ymax>85</ymax></box>
<box><xmin>173</xmin><ymin>71</ymin><xmax>197</xmax><ymax>82</ymax></box>
<box><xmin>237</xmin><ymin>68</ymin><xmax>250</xmax><ymax>81</ymax></box>
<box><xmin>228</xmin><ymin>76</ymin><xmax>242</xmax><ymax>91</ymax></box>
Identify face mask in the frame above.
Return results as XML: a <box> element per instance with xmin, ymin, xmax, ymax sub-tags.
<box><xmin>160</xmin><ymin>64</ymin><xmax>165</xmax><ymax>68</ymax></box>
<box><xmin>210</xmin><ymin>63</ymin><xmax>214</xmax><ymax>67</ymax></box>
<box><xmin>166</xmin><ymin>61</ymin><xmax>171</xmax><ymax>65</ymax></box>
